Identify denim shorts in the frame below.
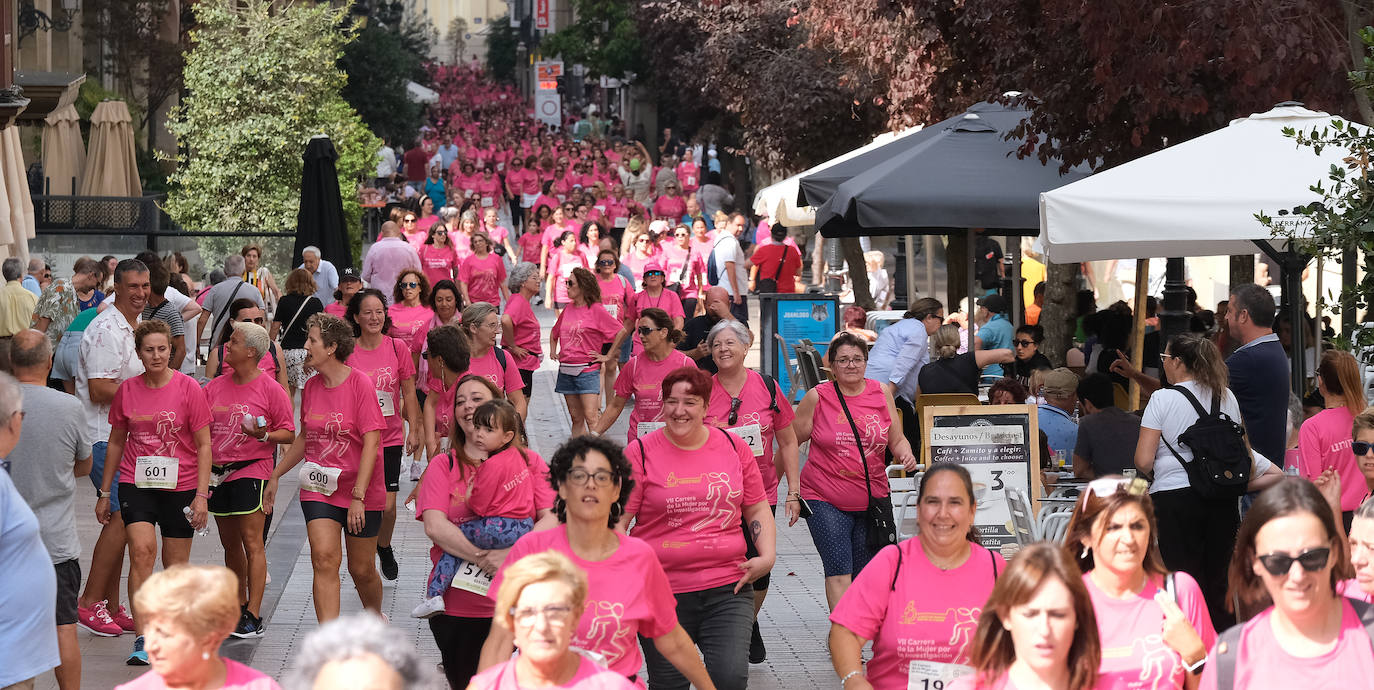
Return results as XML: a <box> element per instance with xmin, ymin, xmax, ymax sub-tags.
<box><xmin>555</xmin><ymin>368</ymin><xmax>601</xmax><ymax>395</ymax></box>
<box><xmin>52</xmin><ymin>331</ymin><xmax>83</xmax><ymax>380</ymax></box>
<box><xmin>90</xmin><ymin>441</ymin><xmax>120</xmax><ymax>512</ymax></box>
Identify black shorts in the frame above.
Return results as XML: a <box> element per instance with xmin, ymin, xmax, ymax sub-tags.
<box><xmin>415</xmin><ymin>388</ymin><xmax>428</xmax><ymax>411</ymax></box>
<box><xmin>301</xmin><ymin>500</ymin><xmax>383</xmax><ymax>539</ymax></box>
<box><xmin>118</xmin><ymin>483</ymin><xmax>196</xmax><ymax>539</ymax></box>
<box><xmin>209</xmin><ymin>476</ymin><xmax>266</xmax><ymax>517</ymax></box>
<box><xmin>383</xmin><ymin>445</ymin><xmax>403</xmax><ymax>492</ymax></box>
<box><xmin>743</xmin><ymin>503</ymin><xmax>778</xmax><ymax>591</ymax></box>
<box><xmin>519</xmin><ymin>368</ymin><xmax>534</xmax><ymax>399</ymax></box>
<box><xmin>55</xmin><ymin>559</ymin><xmax>80</xmax><ymax>626</ymax></box>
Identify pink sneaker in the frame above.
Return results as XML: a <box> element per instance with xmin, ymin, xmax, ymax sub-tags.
<box><xmin>76</xmin><ymin>600</ymin><xmax>123</xmax><ymax>637</ymax></box>
<box><xmin>112</xmin><ymin>603</ymin><xmax>136</xmax><ymax>633</ymax></box>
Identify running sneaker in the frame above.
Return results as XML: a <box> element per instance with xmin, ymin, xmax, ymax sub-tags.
<box><xmin>749</xmin><ymin>620</ymin><xmax>766</xmax><ymax>664</ymax></box>
<box><xmin>76</xmin><ymin>600</ymin><xmax>123</xmax><ymax>637</ymax></box>
<box><xmin>408</xmin><ymin>458</ymin><xmax>425</xmax><ymax>481</ymax></box>
<box><xmin>127</xmin><ymin>635</ymin><xmax>149</xmax><ymax>666</ymax></box>
<box><xmin>231</xmin><ymin>610</ymin><xmax>265</xmax><ymax>639</ymax></box>
<box><xmin>410</xmin><ymin>595</ymin><xmax>446</xmax><ymax>619</ymax></box>
<box><xmin>378</xmin><ymin>545</ymin><xmax>399</xmax><ymax>581</ymax></box>
<box><xmin>112</xmin><ymin>603</ymin><xmax>136</xmax><ymax>633</ymax></box>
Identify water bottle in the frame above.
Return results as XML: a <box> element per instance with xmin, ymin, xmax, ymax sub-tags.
<box><xmin>1284</xmin><ymin>466</ymin><xmax>1300</xmax><ymax>478</ymax></box>
<box><xmin>183</xmin><ymin>506</ymin><xmax>209</xmax><ymax>537</ymax></box>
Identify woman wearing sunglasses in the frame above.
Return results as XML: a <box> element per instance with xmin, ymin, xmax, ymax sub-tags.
<box><xmin>1135</xmin><ymin>334</ymin><xmax>1283</xmax><ymax>629</ymax></box>
<box><xmin>1063</xmin><ymin>476</ymin><xmax>1215</xmax><ymax>689</ymax></box>
<box><xmin>628</xmin><ymin>261</ymin><xmax>685</xmax><ymax>356</ymax></box>
<box><xmin>593</xmin><ymin>249</ymin><xmax>636</xmax><ymax>401</ymax></box>
<box><xmin>205</xmin><ymin>299</ymin><xmax>290</xmax><ymax>393</ymax></box>
<box><xmin>550</xmin><ymin>268</ymin><xmax>628</xmax><ymax>436</ymax></box>
<box><xmin>1296</xmin><ymin>350</ymin><xmax>1369</xmax><ymax>530</ymax></box>
<box><xmin>458</xmin><ymin>232</ymin><xmax>508</xmax><ymax>309</ymax></box>
<box><xmin>545</xmin><ymin>231</ymin><xmax>590</xmax><ymax>312</ymax></box>
<box><xmin>419</xmin><ymin>220</ymin><xmax>460</xmax><ymax>287</ymax></box>
<box><xmin>388</xmin><ymin>270</ymin><xmax>436</xmax><ymax>374</ymax></box>
<box><xmin>662</xmin><ymin>223</ymin><xmax>705</xmax><ymax>316</ymax></box>
<box><xmin>1199</xmin><ymin>479</ymin><xmax>1368</xmax><ymax>688</ymax></box>
<box><xmin>592</xmin><ymin>308</ymin><xmax>691</xmax><ymax>442</ymax></box>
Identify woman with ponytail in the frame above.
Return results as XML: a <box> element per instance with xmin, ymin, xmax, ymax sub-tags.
<box><xmin>1298</xmin><ymin>349</ymin><xmax>1370</xmax><ymax>530</ymax></box>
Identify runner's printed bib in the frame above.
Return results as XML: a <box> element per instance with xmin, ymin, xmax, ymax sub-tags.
<box><xmin>637</xmin><ymin>421</ymin><xmax>666</xmax><ymax>437</ymax></box>
<box><xmin>377</xmin><ymin>390</ymin><xmax>397</xmax><ymax>417</ymax></box>
<box><xmin>725</xmin><ymin>423</ymin><xmax>764</xmax><ymax>456</ymax></box>
<box><xmin>908</xmin><ymin>661</ymin><xmax>972</xmax><ymax>690</ymax></box>
<box><xmin>299</xmin><ymin>461</ymin><xmax>342</xmax><ymax>496</ymax></box>
<box><xmin>135</xmin><ymin>455</ymin><xmax>179</xmax><ymax>490</ymax></box>
<box><xmin>449</xmin><ymin>558</ymin><xmax>495</xmax><ymax>595</ymax></box>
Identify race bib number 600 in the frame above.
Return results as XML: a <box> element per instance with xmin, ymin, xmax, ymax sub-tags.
<box><xmin>298</xmin><ymin>461</ymin><xmax>342</xmax><ymax>496</ymax></box>
<box><xmin>908</xmin><ymin>661</ymin><xmax>972</xmax><ymax>690</ymax></box>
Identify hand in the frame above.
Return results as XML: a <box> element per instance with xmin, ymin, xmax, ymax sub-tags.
<box><xmin>189</xmin><ymin>496</ymin><xmax>209</xmax><ymax>531</ymax></box>
<box><xmin>735</xmin><ymin>555</ymin><xmax>776</xmax><ymax>593</ymax></box>
<box><xmin>262</xmin><ymin>478</ymin><xmax>278</xmax><ymax>516</ymax></box>
<box><xmin>895</xmin><ymin>448</ymin><xmax>919</xmax><ymax>472</ymax></box>
<box><xmin>475</xmin><ymin>547</ymin><xmax>510</xmax><ymax>576</ymax></box>
<box><xmin>347</xmin><ymin>498</ymin><xmax>365</xmax><ymax>535</ymax></box>
<box><xmin>405</xmin><ymin>428</ymin><xmax>423</xmax><ymax>456</ymax></box>
<box><xmin>405</xmin><ymin>483</ymin><xmax>421</xmax><ymax>509</ymax></box>
<box><xmin>1156</xmin><ymin>591</ymin><xmax>1206</xmax><ymax>667</ymax></box>
<box><xmin>550</xmin><ymin>351</ymin><xmax>560</xmax><ymax>362</ymax></box>
<box><xmin>509</xmin><ymin>345</ymin><xmax>530</xmax><ymax>359</ymax></box>
<box><xmin>733</xmin><ymin>294</ymin><xmax>742</xmax><ymax>305</ymax></box>
<box><xmin>785</xmin><ymin>499</ymin><xmax>800</xmax><ymax>527</ymax></box>
<box><xmin>240</xmin><ymin>415</ymin><xmax>265</xmax><ymax>439</ymax></box>
<box><xmin>1313</xmin><ymin>468</ymin><xmax>1342</xmax><ymax>518</ymax></box>
<box><xmin>844</xmin><ymin>678</ymin><xmax>874</xmax><ymax>690</ymax></box>
<box><xmin>1107</xmin><ymin>349</ymin><xmax>1139</xmax><ymax>379</ymax></box>
<box><xmin>95</xmin><ymin>496</ymin><xmax>112</xmax><ymax>525</ymax></box>
<box><xmin>748</xmin><ymin>279</ymin><xmax>756</xmax><ymax>292</ymax></box>
<box><xmin>594</xmin><ymin>352</ymin><xmax>611</xmax><ymax>364</ymax></box>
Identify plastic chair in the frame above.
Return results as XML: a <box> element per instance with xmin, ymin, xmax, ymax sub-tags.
<box><xmin>888</xmin><ymin>466</ymin><xmax>923</xmax><ymax>541</ymax></box>
<box><xmin>1037</xmin><ymin>511</ymin><xmax>1073</xmax><ymax>544</ymax></box>
<box><xmin>1005</xmin><ymin>488</ymin><xmax>1036</xmax><ymax>546</ymax></box>
<box><xmin>774</xmin><ymin>333</ymin><xmax>805</xmax><ymax>401</ymax></box>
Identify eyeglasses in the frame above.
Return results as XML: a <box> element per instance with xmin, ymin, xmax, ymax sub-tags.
<box><xmin>833</xmin><ymin>357</ymin><xmax>865</xmax><ymax>368</ymax></box>
<box><xmin>1355</xmin><ymin>441</ymin><xmax>1374</xmax><ymax>456</ymax></box>
<box><xmin>1160</xmin><ymin>353</ymin><xmax>1176</xmax><ymax>360</ymax></box>
<box><xmin>675</xmin><ymin>233</ymin><xmax>688</xmax><ymax>238</ymax></box>
<box><xmin>1256</xmin><ymin>546</ymin><xmax>1331</xmax><ymax>576</ymax></box>
<box><xmin>511</xmin><ymin>604</ymin><xmax>574</xmax><ymax>628</ymax></box>
<box><xmin>637</xmin><ymin>325</ymin><xmax>661</xmax><ymax>336</ymax></box>
<box><xmin>421</xmin><ymin>350</ymin><xmax>430</xmax><ymax>359</ymax></box>
<box><xmin>566</xmin><ymin>469</ymin><xmax>615</xmax><ymax>486</ymax></box>
<box><xmin>727</xmin><ymin>397</ymin><xmax>743</xmax><ymax>426</ymax></box>
<box><xmin>1013</xmin><ymin>340</ymin><xmax>1036</xmax><ymax>347</ymax></box>
<box><xmin>644</xmin><ymin>271</ymin><xmax>664</xmax><ymax>278</ymax></box>
<box><xmin>596</xmin><ymin>259</ymin><xmax>615</xmax><ymax>267</ymax></box>
<box><xmin>400</xmin><ymin>282</ymin><xmax>420</xmax><ymax>289</ymax></box>
<box><xmin>239</xmin><ymin>317</ymin><xmax>266</xmax><ymax>325</ymax></box>
<box><xmin>403</xmin><ymin>217</ymin><xmax>417</xmax><ymax>223</ymax></box>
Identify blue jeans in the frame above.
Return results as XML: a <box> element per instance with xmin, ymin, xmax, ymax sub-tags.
<box><xmin>89</xmin><ymin>441</ymin><xmax>120</xmax><ymax>512</ymax></box>
<box><xmin>427</xmin><ymin>516</ymin><xmax>533</xmax><ymax>598</ymax></box>
<box><xmin>641</xmin><ymin>582</ymin><xmax>754</xmax><ymax>690</ymax></box>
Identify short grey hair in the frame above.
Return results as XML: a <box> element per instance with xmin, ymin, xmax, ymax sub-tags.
<box><xmin>707</xmin><ymin>319</ymin><xmax>753</xmax><ymax>349</ymax></box>
<box><xmin>231</xmin><ymin>321</ymin><xmax>270</xmax><ymax>359</ymax></box>
<box><xmin>1</xmin><ymin>257</ymin><xmax>21</xmax><ymax>281</ymax></box>
<box><xmin>27</xmin><ymin>257</ymin><xmax>44</xmax><ymax>273</ymax></box>
<box><xmin>508</xmin><ymin>261</ymin><xmax>539</xmax><ymax>293</ymax></box>
<box><xmin>284</xmin><ymin>613</ymin><xmax>435</xmax><ymax>690</ymax></box>
<box><xmin>223</xmin><ymin>254</ymin><xmax>246</xmax><ymax>276</ymax></box>
<box><xmin>301</xmin><ymin>246</ymin><xmax>321</xmax><ymax>258</ymax></box>
<box><xmin>439</xmin><ymin>206</ymin><xmax>460</xmax><ymax>221</ymax></box>
<box><xmin>0</xmin><ymin>371</ymin><xmax>20</xmax><ymax>422</ymax></box>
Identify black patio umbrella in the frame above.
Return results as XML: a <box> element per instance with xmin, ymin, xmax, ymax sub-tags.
<box><xmin>293</xmin><ymin>135</ymin><xmax>352</xmax><ymax>270</ymax></box>
<box><xmin>794</xmin><ymin>105</ymin><xmax>954</xmax><ymax>209</ymax></box>
<box><xmin>813</xmin><ymin>101</ymin><xmax>1091</xmax><ymax>238</ymax></box>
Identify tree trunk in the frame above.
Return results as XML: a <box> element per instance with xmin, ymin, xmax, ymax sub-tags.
<box><xmin>841</xmin><ymin>236</ymin><xmax>874</xmax><ymax>309</ymax></box>
<box><xmin>1344</xmin><ymin>0</ymin><xmax>1374</xmax><ymax>124</ymax></box>
<box><xmin>1040</xmin><ymin>260</ymin><xmax>1080</xmax><ymax>366</ymax></box>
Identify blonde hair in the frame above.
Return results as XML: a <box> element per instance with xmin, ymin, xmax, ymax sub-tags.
<box><xmin>230</xmin><ymin>320</ymin><xmax>270</xmax><ymax>359</ymax></box>
<box><xmin>133</xmin><ymin>565</ymin><xmax>240</xmax><ymax>639</ymax></box>
<box><xmin>1317</xmin><ymin>350</ymin><xmax>1368</xmax><ymax>418</ymax></box>
<box><xmin>930</xmin><ymin>323</ymin><xmax>962</xmax><ymax>360</ymax></box>
<box><xmin>494</xmin><ymin>551</ymin><xmax>588</xmax><ymax>632</ymax></box>
<box><xmin>1354</xmin><ymin>405</ymin><xmax>1374</xmax><ymax>439</ymax></box>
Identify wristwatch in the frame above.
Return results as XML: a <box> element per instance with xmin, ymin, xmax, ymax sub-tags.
<box><xmin>95</xmin><ymin>488</ymin><xmax>105</xmax><ymax>499</ymax></box>
<box><xmin>1183</xmin><ymin>656</ymin><xmax>1206</xmax><ymax>675</ymax></box>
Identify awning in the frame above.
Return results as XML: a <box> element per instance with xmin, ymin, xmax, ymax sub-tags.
<box><xmin>407</xmin><ymin>81</ymin><xmax>440</xmax><ymax>105</ymax></box>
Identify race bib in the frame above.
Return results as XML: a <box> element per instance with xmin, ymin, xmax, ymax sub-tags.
<box><xmin>377</xmin><ymin>389</ymin><xmax>397</xmax><ymax>417</ymax></box>
<box><xmin>557</xmin><ymin>194</ymin><xmax>567</xmax><ymax>203</ymax></box>
<box><xmin>208</xmin><ymin>464</ymin><xmax>232</xmax><ymax>489</ymax></box>
<box><xmin>449</xmin><ymin>558</ymin><xmax>494</xmax><ymax>595</ymax></box>
<box><xmin>637</xmin><ymin>421</ymin><xmax>666</xmax><ymax>436</ymax></box>
<box><xmin>298</xmin><ymin>461</ymin><xmax>342</xmax><ymax>496</ymax></box>
<box><xmin>686</xmin><ymin>175</ymin><xmax>697</xmax><ymax>187</ymax></box>
<box><xmin>907</xmin><ymin>661</ymin><xmax>972</xmax><ymax>690</ymax></box>
<box><xmin>613</xmin><ymin>216</ymin><xmax>628</xmax><ymax>228</ymax></box>
<box><xmin>496</xmin><ymin>162</ymin><xmax>505</xmax><ymax>172</ymax></box>
<box><xmin>725</xmin><ymin>423</ymin><xmax>764</xmax><ymax>456</ymax></box>
<box><xmin>481</xmin><ymin>196</ymin><xmax>495</xmax><ymax>207</ymax></box>
<box><xmin>605</xmin><ymin>303</ymin><xmax>620</xmax><ymax>319</ymax></box>
<box><xmin>135</xmin><ymin>455</ymin><xmax>179</xmax><ymax>490</ymax></box>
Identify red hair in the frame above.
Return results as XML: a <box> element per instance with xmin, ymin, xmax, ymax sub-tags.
<box><xmin>660</xmin><ymin>366</ymin><xmax>712</xmax><ymax>400</ymax></box>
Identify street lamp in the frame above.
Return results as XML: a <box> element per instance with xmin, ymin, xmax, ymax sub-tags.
<box><xmin>18</xmin><ymin>0</ymin><xmax>78</xmax><ymax>47</ymax></box>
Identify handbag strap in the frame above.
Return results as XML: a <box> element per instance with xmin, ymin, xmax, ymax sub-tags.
<box><xmin>279</xmin><ymin>296</ymin><xmax>311</xmax><ymax>341</ymax></box>
<box><xmin>833</xmin><ymin>382</ymin><xmax>875</xmax><ymax>505</ymax></box>
<box><xmin>770</xmin><ymin>245</ymin><xmax>787</xmax><ymax>282</ymax></box>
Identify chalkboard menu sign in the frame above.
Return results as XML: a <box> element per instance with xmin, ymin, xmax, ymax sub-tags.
<box><xmin>921</xmin><ymin>404</ymin><xmax>1042</xmax><ymax>557</ymax></box>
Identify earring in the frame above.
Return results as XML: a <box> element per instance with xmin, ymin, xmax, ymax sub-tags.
<box><xmin>1081</xmin><ymin>545</ymin><xmax>1090</xmax><ymax>559</ymax></box>
<box><xmin>202</xmin><ymin>651</ymin><xmax>211</xmax><ymax>661</ymax></box>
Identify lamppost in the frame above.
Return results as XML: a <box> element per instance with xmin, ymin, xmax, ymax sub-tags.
<box><xmin>17</xmin><ymin>0</ymin><xmax>78</xmax><ymax>47</ymax></box>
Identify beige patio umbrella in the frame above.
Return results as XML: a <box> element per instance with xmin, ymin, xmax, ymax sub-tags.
<box><xmin>80</xmin><ymin>101</ymin><xmax>142</xmax><ymax>227</ymax></box>
<box><xmin>0</xmin><ymin>125</ymin><xmax>35</xmax><ymax>263</ymax></box>
<box><xmin>42</xmin><ymin>103</ymin><xmax>84</xmax><ymax>195</ymax></box>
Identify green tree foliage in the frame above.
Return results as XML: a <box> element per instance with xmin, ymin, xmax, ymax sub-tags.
<box><xmin>340</xmin><ymin>0</ymin><xmax>433</xmax><ymax>148</ymax></box>
<box><xmin>541</xmin><ymin>0</ymin><xmax>645</xmax><ymax>80</ymax></box>
<box><xmin>486</xmin><ymin>16</ymin><xmax>518</xmax><ymax>83</ymax></box>
<box><xmin>164</xmin><ymin>0</ymin><xmax>381</xmax><ymax>273</ymax></box>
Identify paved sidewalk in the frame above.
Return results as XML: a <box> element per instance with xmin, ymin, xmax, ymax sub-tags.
<box><xmin>37</xmin><ymin>300</ymin><xmax>839</xmax><ymax>689</ymax></box>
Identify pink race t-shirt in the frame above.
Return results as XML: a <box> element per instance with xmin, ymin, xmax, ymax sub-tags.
<box><xmin>548</xmin><ymin>250</ymin><xmax>589</xmax><ymax>304</ymax></box>
<box><xmin>116</xmin><ymin>659</ymin><xmax>282</xmax><ymax>690</ymax></box>
<box><xmin>205</xmin><ymin>372</ymin><xmax>295</xmax><ymax>483</ymax></box>
<box><xmin>1198</xmin><ymin>598</ymin><xmax>1374</xmax><ymax>690</ymax></box>
<box><xmin>830</xmin><ymin>540</ymin><xmax>1005</xmax><ymax>690</ymax></box>
<box><xmin>597</xmin><ymin>274</ymin><xmax>635</xmax><ymax>322</ymax></box>
<box><xmin>347</xmin><ymin>336</ymin><xmax>416</xmax><ymax>447</ymax></box>
<box><xmin>628</xmin><ymin>290</ymin><xmax>685</xmax><ymax>354</ymax></box>
<box><xmin>489</xmin><ymin>527</ymin><xmax>678</xmax><ymax>681</ymax></box>
<box><xmin>428</xmin><ymin>375</ymin><xmax>459</xmax><ymax>441</ymax></box>
<box><xmin>551</xmin><ymin>303</ymin><xmax>623</xmax><ymax>373</ymax></box>
<box><xmin>387</xmin><ymin>303</ymin><xmax>434</xmax><ymax>357</ymax></box>
<box><xmin>517</xmin><ymin>232</ymin><xmax>544</xmax><ymax>263</ymax></box>
<box><xmin>467</xmin><ymin>655</ymin><xmax>635</xmax><ymax>690</ymax></box>
<box><xmin>800</xmin><ymin>380</ymin><xmax>892</xmax><ymax>511</ymax></box>
<box><xmin>109</xmin><ymin>372</ymin><xmax>213</xmax><ymax>492</ymax></box>
<box><xmin>1299</xmin><ymin>407</ymin><xmax>1363</xmax><ymax>511</ymax></box>
<box><xmin>620</xmin><ymin>252</ymin><xmax>654</xmax><ymax>285</ymax></box>
<box><xmin>503</xmin><ymin>293</ymin><xmax>542</xmax><ymax>370</ymax></box>
<box><xmin>460</xmin><ymin>252</ymin><xmax>507</xmax><ymax>307</ymax></box>
<box><xmin>418</xmin><ymin>243</ymin><xmax>459</xmax><ymax>287</ymax></box>
<box><xmin>467</xmin><ymin>446</ymin><xmax>536</xmax><ymax>520</ymax></box>
<box><xmin>1339</xmin><ymin>579</ymin><xmax>1374</xmax><ymax>603</ymax></box>
<box><xmin>677</xmin><ymin>162</ymin><xmax>700</xmax><ymax>192</ymax></box>
<box><xmin>464</xmin><ymin>347</ymin><xmax>525</xmax><ymax>396</ymax></box>
<box><xmin>949</xmin><ymin>673</ymin><xmax>1114</xmax><ymax>690</ymax></box>
<box><xmin>705</xmin><ymin>371</ymin><xmax>796</xmax><ymax>498</ymax></box>
<box><xmin>324</xmin><ymin>302</ymin><xmax>347</xmax><ymax>318</ymax></box>
<box><xmin>298</xmin><ymin>368</ymin><xmax>387</xmax><ymax>511</ymax></box>
<box><xmin>1086</xmin><ymin>571</ymin><xmax>1215</xmax><ymax>690</ymax></box>
<box><xmin>613</xmin><ymin>349</ymin><xmax>694</xmax><ymax>442</ymax></box>
<box><xmin>625</xmin><ymin>427</ymin><xmax>766</xmax><ymax>593</ymax></box>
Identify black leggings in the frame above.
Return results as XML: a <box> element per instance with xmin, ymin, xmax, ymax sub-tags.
<box><xmin>1152</xmin><ymin>487</ymin><xmax>1239</xmax><ymax>631</ymax></box>
<box><xmin>429</xmin><ymin>615</ymin><xmax>492</xmax><ymax>689</ymax></box>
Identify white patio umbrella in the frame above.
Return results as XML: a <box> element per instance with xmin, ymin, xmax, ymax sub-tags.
<box><xmin>406</xmin><ymin>81</ymin><xmax>440</xmax><ymax>105</ymax></box>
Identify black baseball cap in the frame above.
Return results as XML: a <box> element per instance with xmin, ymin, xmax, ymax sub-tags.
<box><xmin>977</xmin><ymin>294</ymin><xmax>1008</xmax><ymax>314</ymax></box>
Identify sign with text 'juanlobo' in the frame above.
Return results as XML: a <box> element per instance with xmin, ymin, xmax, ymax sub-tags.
<box><xmin>921</xmin><ymin>404</ymin><xmax>1041</xmax><ymax>558</ymax></box>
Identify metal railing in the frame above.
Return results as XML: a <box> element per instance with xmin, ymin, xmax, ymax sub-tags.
<box><xmin>32</xmin><ymin>193</ymin><xmax>298</xmax><ymax>252</ymax></box>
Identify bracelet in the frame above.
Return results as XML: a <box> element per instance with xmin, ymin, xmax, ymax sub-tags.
<box><xmin>785</xmin><ymin>498</ymin><xmax>800</xmax><ymax>503</ymax></box>
<box><xmin>840</xmin><ymin>670</ymin><xmax>863</xmax><ymax>687</ymax></box>
<box><xmin>195</xmin><ymin>491</ymin><xmax>211</xmax><ymax>500</ymax></box>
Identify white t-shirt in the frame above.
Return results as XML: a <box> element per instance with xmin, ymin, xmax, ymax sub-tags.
<box><xmin>1139</xmin><ymin>380</ymin><xmax>1273</xmax><ymax>492</ymax></box>
<box><xmin>710</xmin><ymin>234</ymin><xmax>749</xmax><ymax>297</ymax></box>
<box><xmin>76</xmin><ymin>307</ymin><xmax>144</xmax><ymax>442</ymax></box>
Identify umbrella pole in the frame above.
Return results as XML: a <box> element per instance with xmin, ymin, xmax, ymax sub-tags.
<box><xmin>1009</xmin><ymin>235</ymin><xmax>1022</xmax><ymax>327</ymax></box>
<box><xmin>1315</xmin><ymin>252</ymin><xmax>1323</xmax><ymax>367</ymax></box>
<box><xmin>1130</xmin><ymin>259</ymin><xmax>1149</xmax><ymax>411</ymax></box>
<box><xmin>967</xmin><ymin>227</ymin><xmax>977</xmax><ymax>346</ymax></box>
<box><xmin>906</xmin><ymin>235</ymin><xmax>919</xmax><ymax>301</ymax></box>
<box><xmin>925</xmin><ymin>235</ymin><xmax>935</xmax><ymax>299</ymax></box>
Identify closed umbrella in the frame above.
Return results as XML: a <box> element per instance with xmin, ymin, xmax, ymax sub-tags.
<box><xmin>293</xmin><ymin>135</ymin><xmax>351</xmax><ymax>271</ymax></box>
<box><xmin>0</xmin><ymin>126</ymin><xmax>33</xmax><ymax>262</ymax></box>
<box><xmin>81</xmin><ymin>101</ymin><xmax>141</xmax><ymax>197</ymax></box>
<box><xmin>42</xmin><ymin>104</ymin><xmax>85</xmax><ymax>195</ymax></box>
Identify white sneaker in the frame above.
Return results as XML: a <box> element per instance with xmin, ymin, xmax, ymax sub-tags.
<box><xmin>408</xmin><ymin>459</ymin><xmax>425</xmax><ymax>481</ymax></box>
<box><xmin>410</xmin><ymin>595</ymin><xmax>446</xmax><ymax>619</ymax></box>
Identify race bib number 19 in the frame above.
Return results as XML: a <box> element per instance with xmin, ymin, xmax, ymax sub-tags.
<box><xmin>134</xmin><ymin>455</ymin><xmax>179</xmax><ymax>490</ymax></box>
<box><xmin>450</xmin><ymin>559</ymin><xmax>494</xmax><ymax>595</ymax></box>
<box><xmin>908</xmin><ymin>661</ymin><xmax>972</xmax><ymax>690</ymax></box>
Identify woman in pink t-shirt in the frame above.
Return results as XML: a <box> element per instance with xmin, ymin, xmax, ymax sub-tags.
<box><xmin>347</xmin><ymin>288</ymin><xmax>423</xmax><ymax>582</ymax></box>
<box><xmin>1298</xmin><ymin>350</ymin><xmax>1369</xmax><ymax>525</ymax></box>
<box><xmin>482</xmin><ymin>208</ymin><xmax>516</xmax><ymax>258</ymax></box>
<box><xmin>478</xmin><ymin>436</ymin><xmax>716</xmax><ymax>689</ymax></box>
<box><xmin>459</xmin><ymin>232</ymin><xmax>509</xmax><ymax>308</ymax></box>
<box><xmin>387</xmin><ymin>269</ymin><xmax>436</xmax><ymax>369</ymax></box>
<box><xmin>579</xmin><ymin>220</ymin><xmax>608</xmax><ymax>266</ymax></box>
<box><xmin>949</xmin><ymin>544</ymin><xmax>1104</xmax><ymax>690</ymax></box>
<box><xmin>501</xmin><ymin>263</ymin><xmax>543</xmax><ymax>399</ymax></box>
<box><xmin>550</xmin><ymin>268</ymin><xmax>628</xmax><ymax>436</ymax></box>
<box><xmin>593</xmin><ymin>308</ymin><xmax>692</xmax><ymax>441</ymax></box>
<box><xmin>205</xmin><ymin>322</ymin><xmax>296</xmax><ymax>638</ymax></box>
<box><xmin>1062</xmin><ymin>476</ymin><xmax>1215</xmax><ymax>690</ymax></box>
<box><xmin>418</xmin><ymin>222</ymin><xmax>460</xmax><ymax>287</ymax></box>
<box><xmin>592</xmin><ymin>249</ymin><xmax>636</xmax><ymax>402</ymax></box>
<box><xmin>420</xmin><ymin>326</ymin><xmax>468</xmax><ymax>467</ymax></box>
<box><xmin>627</xmin><ymin>262</ymin><xmax>685</xmax><ymax>355</ymax></box>
<box><xmin>460</xmin><ymin>301</ymin><xmax>527</xmax><ymax>416</ymax></box>
<box><xmin>830</xmin><ymin>464</ymin><xmax>1006</xmax><ymax>690</ymax></box>
<box><xmin>792</xmin><ymin>332</ymin><xmax>918</xmax><ymax>609</ymax></box>
<box><xmin>517</xmin><ymin>228</ymin><xmax>544</xmax><ymax>265</ymax></box>
<box><xmin>662</xmin><ymin>223</ymin><xmax>705</xmax><ymax>315</ymax></box>
<box><xmin>1338</xmin><ymin>414</ymin><xmax>1374</xmax><ymax>603</ymax></box>
<box><xmin>622</xmin><ymin>366</ymin><xmax>776</xmax><ymax>690</ymax></box>
<box><xmin>324</xmin><ymin>271</ymin><xmax>362</xmax><ymax>318</ymax></box>
<box><xmin>451</xmin><ymin>210</ymin><xmax>481</xmax><ymax>264</ymax></box>
<box><xmin>1198</xmin><ymin>480</ymin><xmax>1372</xmax><ymax>690</ymax></box>
<box><xmin>95</xmin><ymin>320</ymin><xmax>213</xmax><ymax>663</ymax></box>
<box><xmin>620</xmin><ymin>226</ymin><xmax>657</xmax><ymax>285</ymax></box>
<box><xmin>266</xmin><ymin>314</ymin><xmax>386</xmax><ymax>622</ymax></box>
<box><xmin>546</xmin><ymin>230</ymin><xmax>590</xmax><ymax>310</ymax></box>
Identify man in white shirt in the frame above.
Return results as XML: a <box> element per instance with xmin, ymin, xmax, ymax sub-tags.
<box><xmin>709</xmin><ymin>213</ymin><xmax>752</xmax><ymax>324</ymax></box>
<box><xmin>75</xmin><ymin>258</ymin><xmax>148</xmax><ymax>638</ymax></box>
<box><xmin>299</xmin><ymin>246</ymin><xmax>339</xmax><ymax>305</ymax></box>
<box><xmin>376</xmin><ymin>139</ymin><xmax>397</xmax><ymax>185</ymax></box>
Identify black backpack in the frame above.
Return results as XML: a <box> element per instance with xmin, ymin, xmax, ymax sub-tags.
<box><xmin>1161</xmin><ymin>385</ymin><xmax>1252</xmax><ymax>501</ymax></box>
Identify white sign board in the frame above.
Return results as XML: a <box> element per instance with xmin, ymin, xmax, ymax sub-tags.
<box><xmin>535</xmin><ymin>91</ymin><xmax>562</xmax><ymax>128</ymax></box>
